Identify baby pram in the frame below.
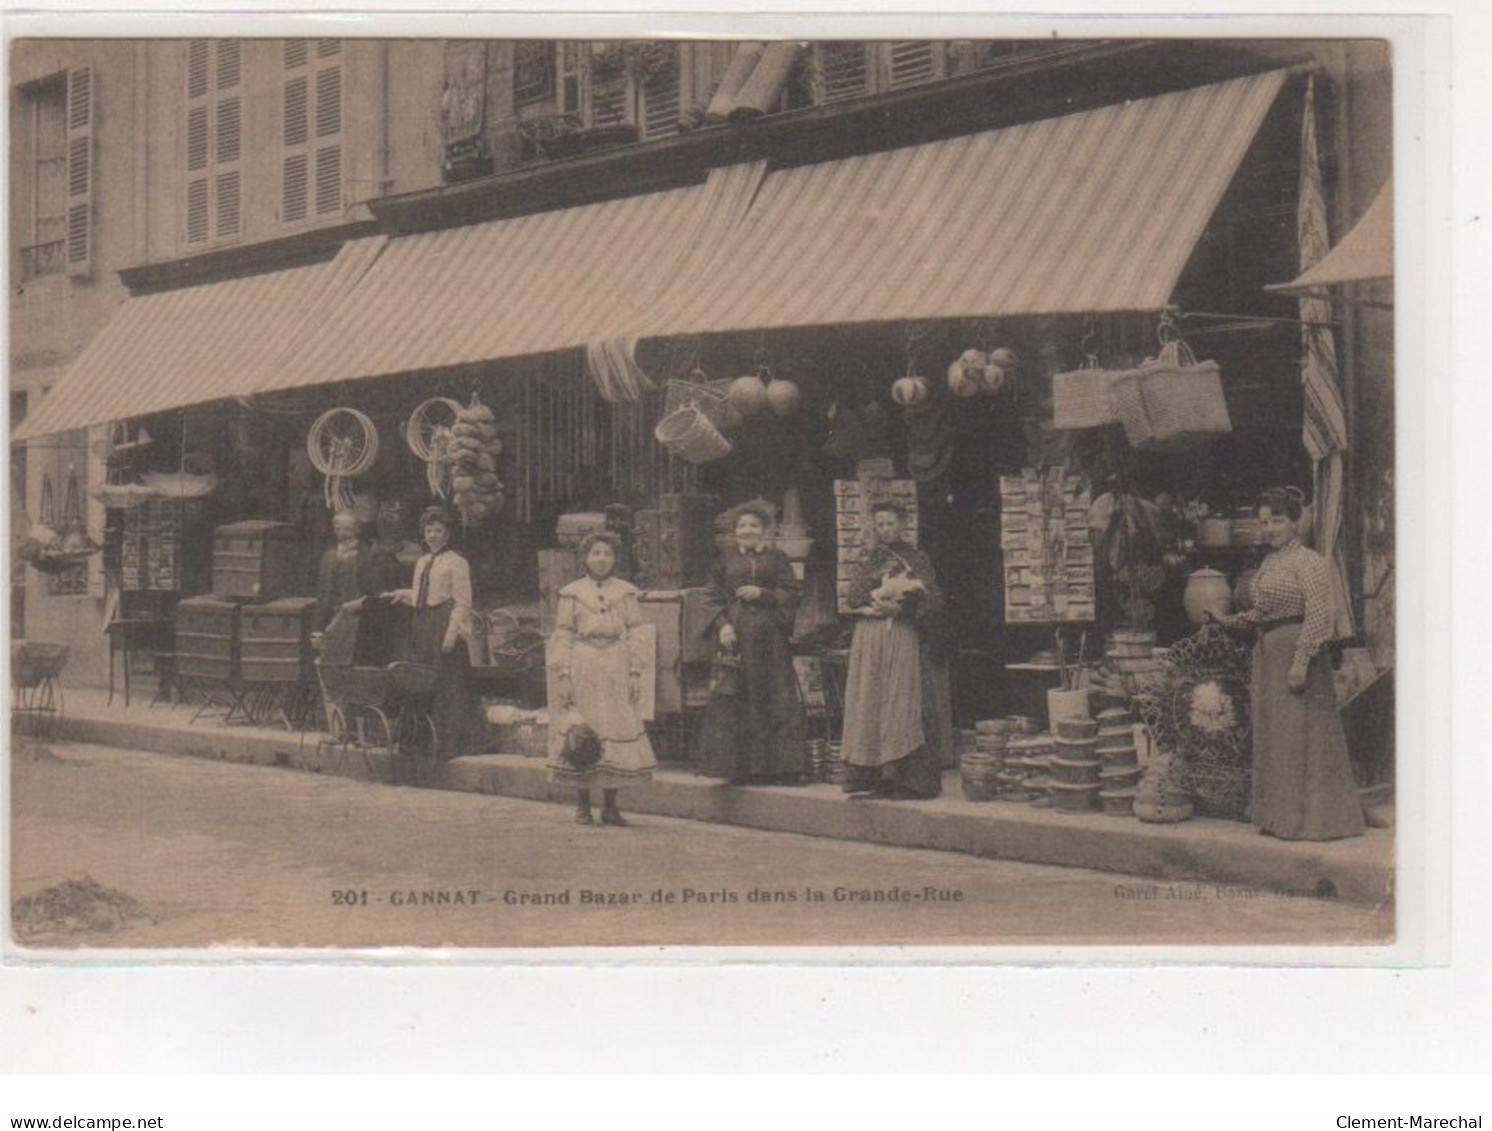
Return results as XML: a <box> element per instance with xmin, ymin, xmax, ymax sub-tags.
<box><xmin>315</xmin><ymin>596</ymin><xmax>439</xmax><ymax>784</ymax></box>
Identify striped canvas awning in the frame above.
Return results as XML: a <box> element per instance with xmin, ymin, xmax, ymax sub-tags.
<box><xmin>636</xmin><ymin>70</ymin><xmax>1289</xmax><ymax>339</ymax></box>
<box><xmin>1267</xmin><ymin>181</ymin><xmax>1392</xmax><ymax>294</ymax></box>
<box><xmin>12</xmin><ymin>238</ymin><xmax>386</xmax><ymax>442</ymax></box>
<box><xmin>271</xmin><ymin>162</ymin><xmax>766</xmax><ymax>395</ymax></box>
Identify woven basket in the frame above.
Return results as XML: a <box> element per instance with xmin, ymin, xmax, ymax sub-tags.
<box><xmin>1111</xmin><ymin>343</ymin><xmax>1230</xmax><ymax>451</ymax></box>
<box><xmin>663</xmin><ymin>377</ymin><xmax>744</xmax><ymax>430</ymax></box>
<box><xmin>1052</xmin><ymin>367</ymin><xmax>1124</xmax><ymax>430</ymax></box>
<box><xmin>654</xmin><ymin>405</ymin><xmax>732</xmax><ymax>464</ymax></box>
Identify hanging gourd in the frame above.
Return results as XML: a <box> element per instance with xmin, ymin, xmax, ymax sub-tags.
<box><xmin>729</xmin><ymin>349</ymin><xmax>774</xmax><ymax>418</ymax></box>
<box><xmin>947</xmin><ymin>349</ymin><xmax>988</xmax><ymax>397</ymax></box>
<box><xmin>984</xmin><ymin>346</ymin><xmax>1019</xmax><ymax>394</ymax></box>
<box><xmin>765</xmin><ymin>376</ymin><xmax>802</xmax><ymax>417</ymax></box>
<box><xmin>892</xmin><ymin>375</ymin><xmax>930</xmax><ymax>406</ymax></box>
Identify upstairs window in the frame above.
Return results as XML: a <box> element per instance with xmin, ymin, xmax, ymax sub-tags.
<box><xmin>281</xmin><ymin>38</ymin><xmax>343</xmax><ymax>226</ymax></box>
<box><xmin>183</xmin><ymin>40</ymin><xmax>243</xmax><ymax>245</ymax></box>
<box><xmin>550</xmin><ymin>42</ymin><xmax>686</xmax><ymax>140</ymax></box>
<box><xmin>809</xmin><ymin>42</ymin><xmax>950</xmax><ymax>103</ymax></box>
<box><xmin>18</xmin><ymin>68</ymin><xmax>93</xmax><ymax>280</ymax></box>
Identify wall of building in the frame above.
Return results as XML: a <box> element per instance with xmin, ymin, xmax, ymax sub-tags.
<box><xmin>10</xmin><ymin>40</ymin><xmax>145</xmax><ymax>680</ymax></box>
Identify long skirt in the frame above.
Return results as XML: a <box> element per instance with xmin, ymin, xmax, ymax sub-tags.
<box><xmin>695</xmin><ymin>609</ymin><xmax>809</xmax><ymax>781</ymax></box>
<box><xmin>840</xmin><ymin>616</ymin><xmax>945</xmax><ymax>798</ymax></box>
<box><xmin>409</xmin><ymin>602</ymin><xmax>488</xmax><ymax>760</ymax></box>
<box><xmin>547</xmin><ymin>638</ymin><xmax>657</xmax><ymax>792</ymax></box>
<box><xmin>1251</xmin><ymin>623</ymin><xmax>1364</xmax><ymax>840</ymax></box>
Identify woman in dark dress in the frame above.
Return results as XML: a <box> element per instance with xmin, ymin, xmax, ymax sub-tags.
<box><xmin>1213</xmin><ymin>488</ymin><xmax>1365</xmax><ymax>840</ymax></box>
<box><xmin>695</xmin><ymin>503</ymin><xmax>810</xmax><ymax>785</ymax></box>
<box><xmin>388</xmin><ymin>506</ymin><xmax>486</xmax><ymax>761</ymax></box>
<box><xmin>839</xmin><ymin>501</ymin><xmax>950</xmax><ymax>800</ymax></box>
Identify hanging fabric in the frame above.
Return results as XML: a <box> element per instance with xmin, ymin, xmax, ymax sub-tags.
<box><xmin>1295</xmin><ymin>76</ymin><xmax>1356</xmax><ymax>641</ymax></box>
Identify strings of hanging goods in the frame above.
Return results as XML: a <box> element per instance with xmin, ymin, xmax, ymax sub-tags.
<box><xmin>404</xmin><ymin>396</ymin><xmax>466</xmax><ymax>500</ymax></box>
<box><xmin>307</xmin><ymin>407</ymin><xmax>379</xmax><ymax>512</ymax></box>
<box><xmin>446</xmin><ymin>392</ymin><xmax>505</xmax><ymax>526</ymax></box>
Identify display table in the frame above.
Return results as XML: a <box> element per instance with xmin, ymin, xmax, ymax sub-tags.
<box><xmin>104</xmin><ymin>617</ymin><xmax>175</xmax><ymax>707</ymax></box>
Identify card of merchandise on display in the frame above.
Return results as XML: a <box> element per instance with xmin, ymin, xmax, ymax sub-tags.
<box><xmin>834</xmin><ymin>479</ymin><xmax>918</xmax><ymax>615</ymax></box>
<box><xmin>999</xmin><ymin>468</ymin><xmax>1095</xmax><ymax>624</ymax></box>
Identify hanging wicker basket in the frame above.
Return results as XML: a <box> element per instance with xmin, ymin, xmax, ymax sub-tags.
<box><xmin>1110</xmin><ymin>340</ymin><xmax>1231</xmax><ymax>451</ymax></box>
<box><xmin>663</xmin><ymin>375</ymin><xmax>744</xmax><ymax>430</ymax></box>
<box><xmin>653</xmin><ymin>405</ymin><xmax>732</xmax><ymax>464</ymax></box>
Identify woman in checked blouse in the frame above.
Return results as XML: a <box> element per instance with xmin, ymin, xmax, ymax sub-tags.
<box><xmin>1214</xmin><ymin>488</ymin><xmax>1364</xmax><ymax>840</ymax></box>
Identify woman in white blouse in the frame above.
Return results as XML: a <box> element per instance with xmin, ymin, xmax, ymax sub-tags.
<box><xmin>388</xmin><ymin>506</ymin><xmax>486</xmax><ymax>761</ymax></box>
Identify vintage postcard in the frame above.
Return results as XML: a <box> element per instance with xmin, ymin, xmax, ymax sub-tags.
<box><xmin>6</xmin><ymin>27</ymin><xmax>1404</xmax><ymax>954</ymax></box>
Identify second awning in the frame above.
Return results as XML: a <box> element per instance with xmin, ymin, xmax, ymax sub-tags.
<box><xmin>636</xmin><ymin>69</ymin><xmax>1290</xmax><ymax>339</ymax></box>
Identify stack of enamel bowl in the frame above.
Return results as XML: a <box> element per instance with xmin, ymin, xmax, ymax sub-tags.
<box><xmin>1001</xmin><ymin>728</ymin><xmax>1050</xmax><ymax>802</ymax></box>
<box><xmin>1048</xmin><ymin>716</ymin><xmax>1102</xmax><ymax>813</ymax></box>
<box><xmin>1096</xmin><ymin>706</ymin><xmax>1142</xmax><ymax>815</ymax></box>
<box><xmin>962</xmin><ymin>721</ymin><xmax>1010</xmax><ymax>801</ymax></box>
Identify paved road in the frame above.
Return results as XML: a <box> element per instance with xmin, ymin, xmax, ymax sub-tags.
<box><xmin>10</xmin><ymin>741</ymin><xmax>1391</xmax><ymax>948</ymax></box>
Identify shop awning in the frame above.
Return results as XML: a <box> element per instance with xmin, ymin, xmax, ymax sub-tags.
<box><xmin>11</xmin><ymin>238</ymin><xmax>387</xmax><ymax>442</ymax></box>
<box><xmin>269</xmin><ymin>162</ymin><xmax>767</xmax><ymax>395</ymax></box>
<box><xmin>636</xmin><ymin>69</ymin><xmax>1290</xmax><ymax>338</ymax></box>
<box><xmin>1266</xmin><ymin>181</ymin><xmax>1392</xmax><ymax>295</ymax></box>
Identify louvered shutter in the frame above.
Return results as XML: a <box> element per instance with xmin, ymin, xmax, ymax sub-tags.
<box><xmin>815</xmin><ymin>42</ymin><xmax>870</xmax><ymax>103</ymax></box>
<box><xmin>314</xmin><ymin>145</ymin><xmax>341</xmax><ymax>216</ymax></box>
<box><xmin>64</xmin><ymin>65</ymin><xmax>93</xmax><ymax>276</ymax></box>
<box><xmin>282</xmin><ymin>153</ymin><xmax>309</xmax><ymax>223</ymax></box>
<box><xmin>886</xmin><ymin>41</ymin><xmax>939</xmax><ymax>89</ymax></box>
<box><xmin>640</xmin><ymin>66</ymin><xmax>681</xmax><ymax>139</ymax></box>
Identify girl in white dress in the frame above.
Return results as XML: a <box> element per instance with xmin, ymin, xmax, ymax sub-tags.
<box><xmin>547</xmin><ymin>532</ymin><xmax>656</xmax><ymax>825</ymax></box>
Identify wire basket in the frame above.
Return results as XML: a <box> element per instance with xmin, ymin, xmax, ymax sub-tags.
<box><xmin>11</xmin><ymin>642</ymin><xmax>69</xmax><ymax>690</ymax></box>
<box><xmin>654</xmin><ymin>405</ymin><xmax>732</xmax><ymax>464</ymax></box>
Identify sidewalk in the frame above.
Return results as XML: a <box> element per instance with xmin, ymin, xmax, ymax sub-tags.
<box><xmin>47</xmin><ymin>687</ymin><xmax>1394</xmax><ymax>905</ymax></box>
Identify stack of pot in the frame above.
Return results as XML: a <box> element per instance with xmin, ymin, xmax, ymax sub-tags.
<box><xmin>962</xmin><ymin>721</ymin><xmax>1009</xmax><ymax>801</ymax></box>
<box><xmin>1048</xmin><ymin>716</ymin><xmax>1102</xmax><ymax>813</ymax></box>
<box><xmin>1002</xmin><ymin>723</ymin><xmax>1052</xmax><ymax>803</ymax></box>
<box><xmin>1096</xmin><ymin>706</ymin><xmax>1143</xmax><ymax>815</ymax></box>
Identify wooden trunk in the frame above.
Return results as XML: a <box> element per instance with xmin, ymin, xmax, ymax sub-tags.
<box><xmin>212</xmin><ymin>520</ymin><xmax>303</xmax><ymax>600</ymax></box>
<box><xmin>240</xmin><ymin>596</ymin><xmax>315</xmax><ymax>684</ymax></box>
<box><xmin>175</xmin><ymin>594</ymin><xmax>245</xmax><ymax>680</ymax></box>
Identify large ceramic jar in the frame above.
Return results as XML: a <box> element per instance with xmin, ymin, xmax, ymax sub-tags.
<box><xmin>1183</xmin><ymin>568</ymin><xmax>1232</xmax><ymax>625</ymax></box>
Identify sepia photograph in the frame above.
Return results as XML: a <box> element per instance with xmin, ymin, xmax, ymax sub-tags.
<box><xmin>6</xmin><ymin>30</ymin><xmax>1400</xmax><ymax>952</ymax></box>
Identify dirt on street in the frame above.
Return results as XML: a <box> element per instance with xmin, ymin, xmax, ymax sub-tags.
<box><xmin>10</xmin><ymin>742</ymin><xmax>1392</xmax><ymax>949</ymax></box>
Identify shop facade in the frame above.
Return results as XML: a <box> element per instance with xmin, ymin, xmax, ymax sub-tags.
<box><xmin>11</xmin><ymin>37</ymin><xmax>1395</xmax><ymax>819</ymax></box>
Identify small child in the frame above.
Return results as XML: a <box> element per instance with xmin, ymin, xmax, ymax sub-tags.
<box><xmin>546</xmin><ymin>532</ymin><xmax>657</xmax><ymax>825</ymax></box>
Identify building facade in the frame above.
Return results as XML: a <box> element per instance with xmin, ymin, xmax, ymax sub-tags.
<box><xmin>10</xmin><ymin>38</ymin><xmax>1394</xmax><ymax>702</ymax></box>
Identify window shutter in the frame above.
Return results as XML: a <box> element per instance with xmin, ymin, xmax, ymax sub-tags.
<box><xmin>815</xmin><ymin>42</ymin><xmax>870</xmax><ymax>103</ymax></box>
<box><xmin>186</xmin><ymin>105</ymin><xmax>209</xmax><ymax>170</ymax></box>
<box><xmin>64</xmin><ymin>65</ymin><xmax>94</xmax><ymax>276</ymax></box>
<box><xmin>215</xmin><ymin>171</ymin><xmax>241</xmax><ymax>237</ymax></box>
<box><xmin>314</xmin><ymin>145</ymin><xmax>342</xmax><ymax>216</ymax></box>
<box><xmin>284</xmin><ymin>39</ymin><xmax>309</xmax><ymax>70</ymax></box>
<box><xmin>215</xmin><ymin>40</ymin><xmax>242</xmax><ymax>90</ymax></box>
<box><xmin>314</xmin><ymin>66</ymin><xmax>342</xmax><ymax>137</ymax></box>
<box><xmin>886</xmin><ymin>41</ymin><xmax>939</xmax><ymax>89</ymax></box>
<box><xmin>215</xmin><ymin>96</ymin><xmax>241</xmax><ymax>164</ymax></box>
<box><xmin>186</xmin><ymin>178</ymin><xmax>209</xmax><ymax>243</ymax></box>
<box><xmin>187</xmin><ymin>40</ymin><xmax>209</xmax><ymax>99</ymax></box>
<box><xmin>641</xmin><ymin>69</ymin><xmax>681</xmax><ymax>139</ymax></box>
<box><xmin>283</xmin><ymin>76</ymin><xmax>309</xmax><ymax>146</ymax></box>
<box><xmin>316</xmin><ymin>39</ymin><xmax>341</xmax><ymax>58</ymax></box>
<box><xmin>282</xmin><ymin>154</ymin><xmax>309</xmax><ymax>223</ymax></box>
